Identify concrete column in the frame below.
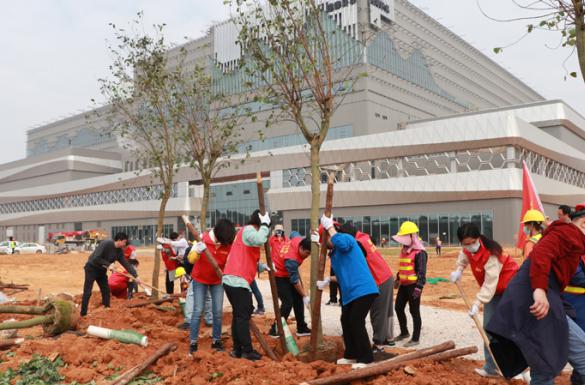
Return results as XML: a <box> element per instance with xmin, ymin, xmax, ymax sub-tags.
<box><xmin>506</xmin><ymin>146</ymin><xmax>516</xmax><ymax>169</ymax></box>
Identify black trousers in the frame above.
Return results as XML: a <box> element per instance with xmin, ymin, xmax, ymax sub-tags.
<box><xmin>395</xmin><ymin>284</ymin><xmax>422</xmax><ymax>341</ymax></box>
<box><xmin>340</xmin><ymin>294</ymin><xmax>377</xmax><ymax>364</ymax></box>
<box><xmin>81</xmin><ymin>263</ymin><xmax>110</xmax><ymax>316</ymax></box>
<box><xmin>165</xmin><ymin>270</ymin><xmax>174</xmax><ymax>294</ymax></box>
<box><xmin>224</xmin><ymin>284</ymin><xmax>254</xmax><ymax>353</ymax></box>
<box><xmin>275</xmin><ymin>277</ymin><xmax>307</xmax><ymax>329</ymax></box>
<box><xmin>329</xmin><ymin>266</ymin><xmax>341</xmax><ymax>303</ymax></box>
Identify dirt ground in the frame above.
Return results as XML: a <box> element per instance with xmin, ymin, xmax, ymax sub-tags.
<box><xmin>0</xmin><ymin>248</ymin><xmax>570</xmax><ymax>384</ymax></box>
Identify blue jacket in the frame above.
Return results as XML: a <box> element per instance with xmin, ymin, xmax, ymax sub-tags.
<box><xmin>564</xmin><ymin>258</ymin><xmax>585</xmax><ymax>332</ymax></box>
<box><xmin>330</xmin><ymin>233</ymin><xmax>378</xmax><ymax>306</ymax></box>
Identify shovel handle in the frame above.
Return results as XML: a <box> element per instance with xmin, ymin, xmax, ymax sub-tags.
<box><xmin>108</xmin><ymin>266</ymin><xmax>164</xmax><ymax>294</ymax></box>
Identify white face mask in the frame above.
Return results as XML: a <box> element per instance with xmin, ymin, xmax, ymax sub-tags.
<box><xmin>464</xmin><ymin>241</ymin><xmax>480</xmax><ymax>254</ymax></box>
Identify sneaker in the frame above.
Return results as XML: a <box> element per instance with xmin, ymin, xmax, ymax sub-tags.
<box><xmin>253</xmin><ymin>308</ymin><xmax>265</xmax><ymax>316</ymax></box>
<box><xmin>474</xmin><ymin>368</ymin><xmax>499</xmax><ymax>378</ymax></box>
<box><xmin>229</xmin><ymin>349</ymin><xmax>242</xmax><ymax>359</ymax></box>
<box><xmin>351</xmin><ymin>363</ymin><xmax>368</xmax><ymax>370</ymax></box>
<box><xmin>336</xmin><ymin>358</ymin><xmax>357</xmax><ymax>365</ymax></box>
<box><xmin>188</xmin><ymin>342</ymin><xmax>198</xmax><ymax>355</ymax></box>
<box><xmin>268</xmin><ymin>324</ymin><xmax>279</xmax><ymax>338</ymax></box>
<box><xmin>403</xmin><ymin>340</ymin><xmax>419</xmax><ymax>348</ymax></box>
<box><xmin>374</xmin><ymin>340</ymin><xmax>395</xmax><ymax>349</ymax></box>
<box><xmin>177</xmin><ymin>322</ymin><xmax>189</xmax><ymax>330</ymax></box>
<box><xmin>372</xmin><ymin>345</ymin><xmax>386</xmax><ymax>354</ymax></box>
<box><xmin>296</xmin><ymin>326</ymin><xmax>311</xmax><ymax>337</ymax></box>
<box><xmin>394</xmin><ymin>333</ymin><xmax>410</xmax><ymax>342</ymax></box>
<box><xmin>326</xmin><ymin>300</ymin><xmax>338</xmax><ymax>306</ymax></box>
<box><xmin>211</xmin><ymin>340</ymin><xmax>225</xmax><ymax>352</ymax></box>
<box><xmin>242</xmin><ymin>350</ymin><xmax>262</xmax><ymax>361</ymax></box>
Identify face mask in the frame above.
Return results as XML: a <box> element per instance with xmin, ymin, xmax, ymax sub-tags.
<box><xmin>465</xmin><ymin>241</ymin><xmax>480</xmax><ymax>254</ymax></box>
<box><xmin>523</xmin><ymin>226</ymin><xmax>531</xmax><ymax>236</ymax></box>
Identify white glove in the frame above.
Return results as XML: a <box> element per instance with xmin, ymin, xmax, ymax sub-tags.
<box><xmin>181</xmin><ymin>215</ymin><xmax>190</xmax><ymax>225</ymax></box>
<box><xmin>258</xmin><ymin>212</ymin><xmax>271</xmax><ymax>226</ymax></box>
<box><xmin>144</xmin><ymin>287</ymin><xmax>152</xmax><ymax>296</ymax></box>
<box><xmin>194</xmin><ymin>242</ymin><xmax>207</xmax><ymax>254</ymax></box>
<box><xmin>259</xmin><ymin>263</ymin><xmax>271</xmax><ymax>272</ymax></box>
<box><xmin>316</xmin><ymin>277</ymin><xmax>331</xmax><ymax>290</ymax></box>
<box><xmin>310</xmin><ymin>231</ymin><xmax>320</xmax><ymax>243</ymax></box>
<box><xmin>320</xmin><ymin>214</ymin><xmax>334</xmax><ymax>230</ymax></box>
<box><xmin>156</xmin><ymin>244</ymin><xmax>163</xmax><ymax>250</ymax></box>
<box><xmin>450</xmin><ymin>270</ymin><xmax>462</xmax><ymax>283</ymax></box>
<box><xmin>156</xmin><ymin>237</ymin><xmax>166</xmax><ymax>244</ymax></box>
<box><xmin>303</xmin><ymin>296</ymin><xmax>310</xmax><ymax>309</ymax></box>
<box><xmin>468</xmin><ymin>302</ymin><xmax>480</xmax><ymax>318</ymax></box>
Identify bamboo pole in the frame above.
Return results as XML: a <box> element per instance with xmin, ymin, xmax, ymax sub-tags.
<box><xmin>109</xmin><ymin>343</ymin><xmax>176</xmax><ymax>385</ymax></box>
<box><xmin>256</xmin><ymin>172</ymin><xmax>286</xmax><ymax>353</ymax></box>
<box><xmin>0</xmin><ymin>315</ymin><xmax>53</xmax><ymax>330</ymax></box>
<box><xmin>249</xmin><ymin>319</ymin><xmax>279</xmax><ymax>361</ymax></box>
<box><xmin>310</xmin><ymin>172</ymin><xmax>335</xmax><ymax>358</ymax></box>
<box><xmin>181</xmin><ymin>217</ymin><xmax>223</xmax><ymax>279</ymax></box>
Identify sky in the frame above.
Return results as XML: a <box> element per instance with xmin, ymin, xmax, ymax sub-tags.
<box><xmin>0</xmin><ymin>0</ymin><xmax>583</xmax><ymax>165</ymax></box>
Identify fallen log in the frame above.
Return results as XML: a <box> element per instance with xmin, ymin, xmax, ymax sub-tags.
<box><xmin>127</xmin><ymin>296</ymin><xmax>178</xmax><ymax>308</ymax></box>
<box><xmin>109</xmin><ymin>342</ymin><xmax>176</xmax><ymax>385</ymax></box>
<box><xmin>0</xmin><ymin>338</ymin><xmax>24</xmax><ymax>349</ymax></box>
<box><xmin>299</xmin><ymin>341</ymin><xmax>457</xmax><ymax>385</ymax></box>
<box><xmin>249</xmin><ymin>319</ymin><xmax>279</xmax><ymax>361</ymax></box>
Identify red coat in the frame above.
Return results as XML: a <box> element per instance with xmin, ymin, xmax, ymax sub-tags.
<box><xmin>529</xmin><ymin>221</ymin><xmax>585</xmax><ymax>291</ymax></box>
<box><xmin>356</xmin><ymin>232</ymin><xmax>392</xmax><ymax>286</ymax></box>
<box><xmin>108</xmin><ymin>272</ymin><xmax>129</xmax><ymax>298</ymax></box>
<box><xmin>191</xmin><ymin>231</ymin><xmax>231</xmax><ymax>285</ymax></box>
<box><xmin>463</xmin><ymin>240</ymin><xmax>518</xmax><ymax>295</ymax></box>
<box><xmin>161</xmin><ymin>244</ymin><xmax>177</xmax><ymax>271</ymax></box>
<box><xmin>223</xmin><ymin>228</ymin><xmax>261</xmax><ymax>284</ymax></box>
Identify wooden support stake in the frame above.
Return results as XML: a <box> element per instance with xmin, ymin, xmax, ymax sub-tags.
<box><xmin>182</xmin><ymin>219</ymin><xmax>223</xmax><ymax>279</ymax></box>
<box><xmin>109</xmin><ymin>343</ymin><xmax>176</xmax><ymax>385</ymax></box>
<box><xmin>250</xmin><ymin>319</ymin><xmax>279</xmax><ymax>361</ymax></box>
<box><xmin>256</xmin><ymin>172</ymin><xmax>286</xmax><ymax>353</ymax></box>
<box><xmin>310</xmin><ymin>172</ymin><xmax>335</xmax><ymax>358</ymax></box>
<box><xmin>127</xmin><ymin>295</ymin><xmax>178</xmax><ymax>308</ymax></box>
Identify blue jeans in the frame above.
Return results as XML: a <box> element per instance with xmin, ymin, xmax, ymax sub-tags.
<box><xmin>185</xmin><ymin>282</ymin><xmax>212</xmax><ymax>325</ymax></box>
<box><xmin>483</xmin><ymin>295</ymin><xmax>501</xmax><ymax>374</ymax></box>
<box><xmin>531</xmin><ymin>316</ymin><xmax>585</xmax><ymax>385</ymax></box>
<box><xmin>250</xmin><ymin>280</ymin><xmax>264</xmax><ymax>310</ymax></box>
<box><xmin>190</xmin><ymin>280</ymin><xmax>224</xmax><ymax>343</ymax></box>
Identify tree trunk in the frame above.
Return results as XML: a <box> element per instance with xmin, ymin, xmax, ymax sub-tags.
<box><xmin>309</xmin><ymin>141</ymin><xmax>323</xmax><ymax>346</ymax></box>
<box><xmin>152</xmin><ymin>191</ymin><xmax>171</xmax><ymax>300</ymax></box>
<box><xmin>200</xmin><ymin>176</ymin><xmax>211</xmax><ymax>232</ymax></box>
<box><xmin>576</xmin><ymin>2</ymin><xmax>585</xmax><ymax>83</ymax></box>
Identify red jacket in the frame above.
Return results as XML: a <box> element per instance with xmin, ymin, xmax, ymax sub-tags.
<box><xmin>191</xmin><ymin>231</ymin><xmax>231</xmax><ymax>285</ymax></box>
<box><xmin>356</xmin><ymin>232</ymin><xmax>392</xmax><ymax>286</ymax></box>
<box><xmin>223</xmin><ymin>228</ymin><xmax>261</xmax><ymax>284</ymax></box>
<box><xmin>463</xmin><ymin>240</ymin><xmax>518</xmax><ymax>295</ymax></box>
<box><xmin>529</xmin><ymin>221</ymin><xmax>585</xmax><ymax>291</ymax></box>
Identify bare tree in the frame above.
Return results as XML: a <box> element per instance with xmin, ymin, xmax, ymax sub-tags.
<box><xmin>229</xmin><ymin>0</ymin><xmax>365</xmax><ymax>344</ymax></box>
<box><xmin>95</xmin><ymin>14</ymin><xmax>184</xmax><ymax>297</ymax></box>
<box><xmin>482</xmin><ymin>0</ymin><xmax>584</xmax><ymax>81</ymax></box>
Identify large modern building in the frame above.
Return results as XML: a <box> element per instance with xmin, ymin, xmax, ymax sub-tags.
<box><xmin>2</xmin><ymin>0</ymin><xmax>583</xmax><ymax>246</ymax></box>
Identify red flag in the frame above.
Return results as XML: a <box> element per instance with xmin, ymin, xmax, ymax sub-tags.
<box><xmin>516</xmin><ymin>161</ymin><xmax>544</xmax><ymax>248</ymax></box>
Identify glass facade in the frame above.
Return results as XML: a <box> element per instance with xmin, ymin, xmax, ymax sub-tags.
<box><xmin>290</xmin><ymin>210</ymin><xmax>493</xmax><ymax>246</ymax></box>
<box><xmin>28</xmin><ymin>127</ymin><xmax>115</xmax><ymax>157</ymax></box>
<box><xmin>111</xmin><ymin>224</ymin><xmax>174</xmax><ymax>246</ymax></box>
<box><xmin>206</xmin><ymin>180</ymin><xmax>270</xmax><ymax>228</ymax></box>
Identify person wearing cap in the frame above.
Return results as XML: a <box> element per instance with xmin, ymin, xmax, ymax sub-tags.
<box><xmin>522</xmin><ymin>209</ymin><xmax>545</xmax><ymax>258</ymax></box>
<box><xmin>222</xmin><ymin>210</ymin><xmax>271</xmax><ymax>362</ymax></box>
<box><xmin>393</xmin><ymin>221</ymin><xmax>427</xmax><ymax>347</ymax></box>
<box><xmin>318</xmin><ymin>214</ymin><xmax>379</xmax><ymax>368</ymax></box>
<box><xmin>268</xmin><ymin>235</ymin><xmax>313</xmax><ymax>338</ymax></box>
<box><xmin>157</xmin><ymin>232</ymin><xmax>190</xmax><ymax>295</ymax></box>
<box><xmin>450</xmin><ymin>222</ymin><xmax>519</xmax><ymax>378</ymax></box>
<box><xmin>188</xmin><ymin>219</ymin><xmax>236</xmax><ymax>355</ymax></box>
<box><xmin>486</xmin><ymin>203</ymin><xmax>585</xmax><ymax>384</ymax></box>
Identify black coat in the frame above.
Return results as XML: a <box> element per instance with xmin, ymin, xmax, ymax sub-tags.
<box><xmin>485</xmin><ymin>258</ymin><xmax>568</xmax><ymax>378</ymax></box>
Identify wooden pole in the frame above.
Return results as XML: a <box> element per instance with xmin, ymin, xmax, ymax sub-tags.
<box><xmin>310</xmin><ymin>172</ymin><xmax>335</xmax><ymax>358</ymax></box>
<box><xmin>127</xmin><ymin>296</ymin><xmax>178</xmax><ymax>308</ymax></box>
<box><xmin>455</xmin><ymin>280</ymin><xmax>503</xmax><ymax>376</ymax></box>
<box><xmin>249</xmin><ymin>319</ymin><xmax>279</xmax><ymax>361</ymax></box>
<box><xmin>299</xmin><ymin>341</ymin><xmax>467</xmax><ymax>385</ymax></box>
<box><xmin>182</xmin><ymin>218</ymin><xmax>223</xmax><ymax>279</ymax></box>
<box><xmin>256</xmin><ymin>172</ymin><xmax>286</xmax><ymax>353</ymax></box>
<box><xmin>109</xmin><ymin>343</ymin><xmax>176</xmax><ymax>385</ymax></box>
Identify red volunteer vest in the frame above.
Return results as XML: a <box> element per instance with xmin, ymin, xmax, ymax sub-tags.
<box><xmin>161</xmin><ymin>243</ymin><xmax>178</xmax><ymax>271</ymax></box>
<box><xmin>398</xmin><ymin>249</ymin><xmax>418</xmax><ymax>285</ymax></box>
<box><xmin>275</xmin><ymin>237</ymin><xmax>305</xmax><ymax>278</ymax></box>
<box><xmin>463</xmin><ymin>240</ymin><xmax>518</xmax><ymax>295</ymax></box>
<box><xmin>191</xmin><ymin>231</ymin><xmax>231</xmax><ymax>285</ymax></box>
<box><xmin>270</xmin><ymin>236</ymin><xmax>289</xmax><ymax>278</ymax></box>
<box><xmin>123</xmin><ymin>245</ymin><xmax>136</xmax><ymax>260</ymax></box>
<box><xmin>108</xmin><ymin>272</ymin><xmax>129</xmax><ymax>298</ymax></box>
<box><xmin>356</xmin><ymin>232</ymin><xmax>393</xmax><ymax>286</ymax></box>
<box><xmin>223</xmin><ymin>227</ymin><xmax>261</xmax><ymax>284</ymax></box>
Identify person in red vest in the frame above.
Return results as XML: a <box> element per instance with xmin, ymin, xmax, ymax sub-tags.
<box><xmin>269</xmin><ymin>224</ymin><xmax>288</xmax><ymax>257</ymax></box>
<box><xmin>450</xmin><ymin>222</ymin><xmax>519</xmax><ymax>378</ymax></box>
<box><xmin>268</xmin><ymin>235</ymin><xmax>313</xmax><ymax>338</ymax></box>
<box><xmin>122</xmin><ymin>244</ymin><xmax>138</xmax><ymax>296</ymax></box>
<box><xmin>393</xmin><ymin>221</ymin><xmax>427</xmax><ymax>348</ymax></box>
<box><xmin>188</xmin><ymin>219</ymin><xmax>236</xmax><ymax>355</ymax></box>
<box><xmin>158</xmin><ymin>232</ymin><xmax>189</xmax><ymax>295</ymax></box>
<box><xmin>108</xmin><ymin>258</ymin><xmax>140</xmax><ymax>299</ymax></box>
<box><xmin>222</xmin><ymin>210</ymin><xmax>271</xmax><ymax>361</ymax></box>
<box><xmin>123</xmin><ymin>244</ymin><xmax>137</xmax><ymax>260</ymax></box>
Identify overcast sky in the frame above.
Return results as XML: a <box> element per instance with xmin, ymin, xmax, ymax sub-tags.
<box><xmin>0</xmin><ymin>1</ymin><xmax>583</xmax><ymax>165</ymax></box>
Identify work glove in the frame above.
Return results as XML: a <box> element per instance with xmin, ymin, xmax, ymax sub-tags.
<box><xmin>259</xmin><ymin>263</ymin><xmax>271</xmax><ymax>272</ymax></box>
<box><xmin>134</xmin><ymin>276</ymin><xmax>142</xmax><ymax>285</ymax></box>
<box><xmin>181</xmin><ymin>215</ymin><xmax>190</xmax><ymax>225</ymax></box>
<box><xmin>320</xmin><ymin>214</ymin><xmax>334</xmax><ymax>230</ymax></box>
<box><xmin>310</xmin><ymin>231</ymin><xmax>320</xmax><ymax>243</ymax></box>
<box><xmin>156</xmin><ymin>244</ymin><xmax>163</xmax><ymax>250</ymax></box>
<box><xmin>316</xmin><ymin>277</ymin><xmax>331</xmax><ymax>290</ymax></box>
<box><xmin>144</xmin><ymin>287</ymin><xmax>152</xmax><ymax>297</ymax></box>
<box><xmin>194</xmin><ymin>242</ymin><xmax>207</xmax><ymax>254</ymax></box>
<box><xmin>468</xmin><ymin>302</ymin><xmax>480</xmax><ymax>318</ymax></box>
<box><xmin>156</xmin><ymin>237</ymin><xmax>166</xmax><ymax>244</ymax></box>
<box><xmin>303</xmin><ymin>296</ymin><xmax>310</xmax><ymax>310</ymax></box>
<box><xmin>258</xmin><ymin>212</ymin><xmax>271</xmax><ymax>227</ymax></box>
<box><xmin>412</xmin><ymin>287</ymin><xmax>422</xmax><ymax>299</ymax></box>
<box><xmin>449</xmin><ymin>270</ymin><xmax>462</xmax><ymax>283</ymax></box>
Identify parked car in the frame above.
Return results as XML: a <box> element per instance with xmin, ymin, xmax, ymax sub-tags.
<box><xmin>14</xmin><ymin>243</ymin><xmax>46</xmax><ymax>254</ymax></box>
<box><xmin>0</xmin><ymin>241</ymin><xmax>20</xmax><ymax>254</ymax></box>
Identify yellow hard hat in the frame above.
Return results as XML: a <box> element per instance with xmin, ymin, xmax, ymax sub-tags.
<box><xmin>397</xmin><ymin>221</ymin><xmax>419</xmax><ymax>236</ymax></box>
<box><xmin>175</xmin><ymin>267</ymin><xmax>186</xmax><ymax>278</ymax></box>
<box><xmin>522</xmin><ymin>209</ymin><xmax>545</xmax><ymax>223</ymax></box>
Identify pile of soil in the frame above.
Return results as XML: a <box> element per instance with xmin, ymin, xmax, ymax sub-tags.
<box><xmin>0</xmin><ymin>293</ymin><xmax>560</xmax><ymax>385</ymax></box>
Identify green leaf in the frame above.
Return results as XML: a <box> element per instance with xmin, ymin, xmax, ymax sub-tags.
<box><xmin>493</xmin><ymin>47</ymin><xmax>502</xmax><ymax>54</ymax></box>
<box><xmin>570</xmin><ymin>72</ymin><xmax>577</xmax><ymax>78</ymax></box>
